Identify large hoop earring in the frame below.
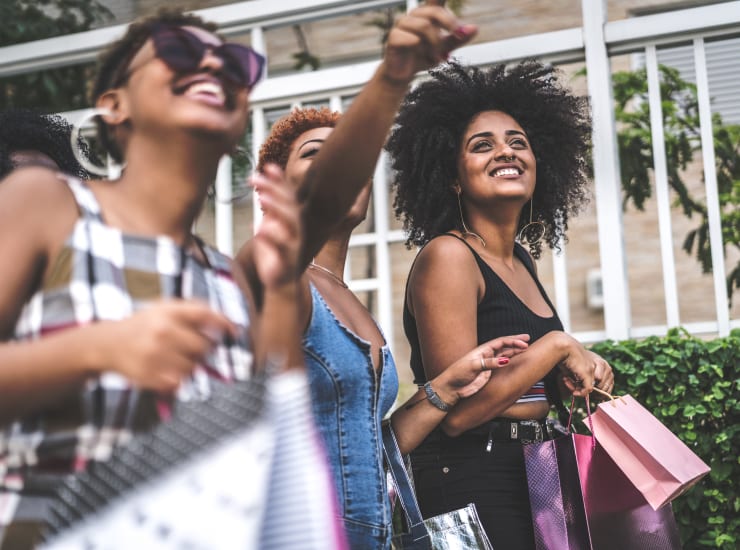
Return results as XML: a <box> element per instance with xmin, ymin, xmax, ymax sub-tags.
<box><xmin>70</xmin><ymin>108</ymin><xmax>125</xmax><ymax>179</ymax></box>
<box><xmin>516</xmin><ymin>200</ymin><xmax>546</xmax><ymax>245</ymax></box>
<box><xmin>456</xmin><ymin>189</ymin><xmax>486</xmax><ymax>248</ymax></box>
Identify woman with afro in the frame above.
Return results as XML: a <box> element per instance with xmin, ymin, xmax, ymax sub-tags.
<box><xmin>385</xmin><ymin>60</ymin><xmax>615</xmax><ymax>547</ymax></box>
<box><xmin>241</xmin><ymin>105</ymin><xmax>529</xmax><ymax>549</ymax></box>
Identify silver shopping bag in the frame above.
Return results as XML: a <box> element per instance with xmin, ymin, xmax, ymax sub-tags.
<box><xmin>382</xmin><ymin>421</ymin><xmax>493</xmax><ymax>550</ymax></box>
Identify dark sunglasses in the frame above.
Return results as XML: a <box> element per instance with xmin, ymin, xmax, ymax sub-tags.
<box><xmin>137</xmin><ymin>24</ymin><xmax>266</xmax><ymax>89</ymax></box>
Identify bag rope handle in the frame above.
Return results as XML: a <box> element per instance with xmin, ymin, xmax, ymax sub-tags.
<box><xmin>591</xmin><ymin>386</ymin><xmax>627</xmax><ymax>407</ymax></box>
<box><xmin>567</xmin><ymin>394</ymin><xmax>596</xmax><ymax>449</ymax></box>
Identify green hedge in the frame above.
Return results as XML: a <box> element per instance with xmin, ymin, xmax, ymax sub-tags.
<box><xmin>589</xmin><ymin>328</ymin><xmax>739</xmax><ymax>549</ymax></box>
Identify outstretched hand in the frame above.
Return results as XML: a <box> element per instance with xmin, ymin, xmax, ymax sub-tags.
<box><xmin>380</xmin><ymin>0</ymin><xmax>478</xmax><ymax>86</ymax></box>
<box><xmin>434</xmin><ymin>334</ymin><xmax>530</xmax><ymax>402</ymax></box>
<box><xmin>251</xmin><ymin>163</ymin><xmax>302</xmax><ymax>289</ymax></box>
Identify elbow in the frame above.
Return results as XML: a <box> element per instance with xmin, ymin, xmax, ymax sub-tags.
<box><xmin>440</xmin><ymin>416</ymin><xmax>467</xmax><ymax>438</ymax></box>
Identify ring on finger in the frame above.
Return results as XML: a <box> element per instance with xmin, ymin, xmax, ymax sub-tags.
<box><xmin>480</xmin><ymin>356</ymin><xmax>487</xmax><ymax>371</ymax></box>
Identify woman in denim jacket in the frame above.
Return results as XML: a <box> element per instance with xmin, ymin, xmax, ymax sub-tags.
<box><xmin>244</xmin><ymin>102</ymin><xmax>530</xmax><ymax>548</ymax></box>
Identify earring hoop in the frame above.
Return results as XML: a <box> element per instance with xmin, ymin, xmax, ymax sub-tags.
<box><xmin>456</xmin><ymin>189</ymin><xmax>486</xmax><ymax>248</ymax></box>
<box><xmin>70</xmin><ymin>108</ymin><xmax>125</xmax><ymax>178</ymax></box>
<box><xmin>516</xmin><ymin>199</ymin><xmax>546</xmax><ymax>245</ymax></box>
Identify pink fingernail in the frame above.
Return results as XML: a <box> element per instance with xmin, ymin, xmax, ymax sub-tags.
<box><xmin>453</xmin><ymin>24</ymin><xmax>476</xmax><ymax>40</ymax></box>
<box><xmin>498</xmin><ymin>357</ymin><xmax>509</xmax><ymax>365</ymax></box>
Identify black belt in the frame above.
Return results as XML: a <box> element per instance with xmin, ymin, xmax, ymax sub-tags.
<box><xmin>461</xmin><ymin>418</ymin><xmax>551</xmax><ymax>448</ymax></box>
<box><xmin>411</xmin><ymin>419</ymin><xmax>559</xmax><ymax>463</ymax></box>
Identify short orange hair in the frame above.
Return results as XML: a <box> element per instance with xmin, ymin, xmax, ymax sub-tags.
<box><xmin>258</xmin><ymin>107</ymin><xmax>341</xmax><ymax>172</ymax></box>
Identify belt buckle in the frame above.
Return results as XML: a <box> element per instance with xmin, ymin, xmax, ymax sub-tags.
<box><xmin>519</xmin><ymin>420</ymin><xmax>544</xmax><ymax>444</ymax></box>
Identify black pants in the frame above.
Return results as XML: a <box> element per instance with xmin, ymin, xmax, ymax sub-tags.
<box><xmin>411</xmin><ymin>434</ymin><xmax>536</xmax><ymax>550</ymax></box>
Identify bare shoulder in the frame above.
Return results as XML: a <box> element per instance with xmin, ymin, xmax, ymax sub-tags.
<box><xmin>411</xmin><ymin>234</ymin><xmax>479</xmax><ymax>281</ymax></box>
<box><xmin>408</xmin><ymin>234</ymin><xmax>483</xmax><ymax>313</ymax></box>
<box><xmin>0</xmin><ymin>169</ymin><xmax>80</xmax><ymax>336</ymax></box>
<box><xmin>0</xmin><ymin>168</ymin><xmax>78</xmax><ymax>219</ymax></box>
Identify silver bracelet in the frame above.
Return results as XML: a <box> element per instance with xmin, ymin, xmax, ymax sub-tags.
<box><xmin>423</xmin><ymin>381</ymin><xmax>451</xmax><ymax>412</ymax></box>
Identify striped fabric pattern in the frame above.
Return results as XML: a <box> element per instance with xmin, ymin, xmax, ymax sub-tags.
<box><xmin>1</xmin><ymin>175</ymin><xmax>253</xmax><ymax>493</ymax></box>
<box><xmin>516</xmin><ymin>380</ymin><xmax>548</xmax><ymax>403</ymax></box>
<box><xmin>258</xmin><ymin>371</ymin><xmax>348</xmax><ymax>550</ymax></box>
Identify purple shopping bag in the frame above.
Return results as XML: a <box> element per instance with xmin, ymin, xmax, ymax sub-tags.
<box><xmin>524</xmin><ymin>434</ymin><xmax>683</xmax><ymax>550</ymax></box>
<box><xmin>523</xmin><ymin>435</ymin><xmax>592</xmax><ymax>550</ymax></box>
<box><xmin>523</xmin><ymin>394</ymin><xmax>683</xmax><ymax>550</ymax></box>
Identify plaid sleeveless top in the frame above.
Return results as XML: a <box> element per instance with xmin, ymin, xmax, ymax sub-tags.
<box><xmin>1</xmin><ymin>176</ymin><xmax>253</xmax><ymax>492</ymax></box>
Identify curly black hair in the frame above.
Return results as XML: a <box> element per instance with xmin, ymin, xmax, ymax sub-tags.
<box><xmin>90</xmin><ymin>9</ymin><xmax>218</xmax><ymax>162</ymax></box>
<box><xmin>385</xmin><ymin>60</ymin><xmax>592</xmax><ymax>258</ymax></box>
<box><xmin>0</xmin><ymin>108</ymin><xmax>87</xmax><ymax>179</ymax></box>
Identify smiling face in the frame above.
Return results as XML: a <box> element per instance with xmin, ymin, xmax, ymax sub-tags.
<box><xmin>106</xmin><ymin>25</ymin><xmax>251</xmax><ymax>155</ymax></box>
<box><xmin>457</xmin><ymin>110</ymin><xmax>536</xmax><ymax>208</ymax></box>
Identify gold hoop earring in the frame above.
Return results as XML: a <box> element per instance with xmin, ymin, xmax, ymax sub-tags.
<box><xmin>456</xmin><ymin>189</ymin><xmax>486</xmax><ymax>247</ymax></box>
<box><xmin>70</xmin><ymin>108</ymin><xmax>125</xmax><ymax>178</ymax></box>
<box><xmin>516</xmin><ymin>200</ymin><xmax>546</xmax><ymax>245</ymax></box>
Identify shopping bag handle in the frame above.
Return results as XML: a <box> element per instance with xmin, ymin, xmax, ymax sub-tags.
<box><xmin>567</xmin><ymin>394</ymin><xmax>597</xmax><ymax>449</ymax></box>
<box><xmin>382</xmin><ymin>420</ymin><xmax>431</xmax><ymax>546</ymax></box>
<box><xmin>591</xmin><ymin>386</ymin><xmax>627</xmax><ymax>408</ymax></box>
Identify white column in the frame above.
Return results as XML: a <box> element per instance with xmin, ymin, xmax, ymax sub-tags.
<box><xmin>215</xmin><ymin>156</ymin><xmax>234</xmax><ymax>255</ymax></box>
<box><xmin>582</xmin><ymin>0</ymin><xmax>631</xmax><ymax>340</ymax></box>
<box><xmin>552</xmin><ymin>246</ymin><xmax>571</xmax><ymax>333</ymax></box>
<box><xmin>645</xmin><ymin>44</ymin><xmax>680</xmax><ymax>328</ymax></box>
<box><xmin>251</xmin><ymin>106</ymin><xmax>266</xmax><ymax>229</ymax></box>
<box><xmin>373</xmin><ymin>151</ymin><xmax>394</xmax><ymax>349</ymax></box>
<box><xmin>694</xmin><ymin>38</ymin><xmax>730</xmax><ymax>336</ymax></box>
<box><xmin>251</xmin><ymin>26</ymin><xmax>267</xmax><ymax>79</ymax></box>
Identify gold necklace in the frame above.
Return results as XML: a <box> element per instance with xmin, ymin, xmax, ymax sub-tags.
<box><xmin>309</xmin><ymin>262</ymin><xmax>348</xmax><ymax>289</ymax></box>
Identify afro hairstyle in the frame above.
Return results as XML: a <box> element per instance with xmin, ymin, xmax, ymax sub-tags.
<box><xmin>0</xmin><ymin>108</ymin><xmax>87</xmax><ymax>179</ymax></box>
<box><xmin>90</xmin><ymin>9</ymin><xmax>219</xmax><ymax>163</ymax></box>
<box><xmin>257</xmin><ymin>107</ymin><xmax>341</xmax><ymax>172</ymax></box>
<box><xmin>385</xmin><ymin>59</ymin><xmax>592</xmax><ymax>258</ymax></box>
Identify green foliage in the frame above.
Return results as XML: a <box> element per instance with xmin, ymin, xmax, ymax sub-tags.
<box><xmin>590</xmin><ymin>329</ymin><xmax>740</xmax><ymax>549</ymax></box>
<box><xmin>612</xmin><ymin>65</ymin><xmax>740</xmax><ymax>303</ymax></box>
<box><xmin>0</xmin><ymin>0</ymin><xmax>112</xmax><ymax>111</ymax></box>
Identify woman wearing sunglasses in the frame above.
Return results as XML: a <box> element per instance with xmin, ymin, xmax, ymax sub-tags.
<box><xmin>0</xmin><ymin>10</ymin><xmax>312</xmax><ymax>549</ymax></box>
<box><xmin>0</xmin><ymin>3</ymin><xmax>480</xmax><ymax>547</ymax></box>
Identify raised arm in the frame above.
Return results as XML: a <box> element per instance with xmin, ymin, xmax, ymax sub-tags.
<box><xmin>296</xmin><ymin>2</ymin><xmax>478</xmax><ymax>267</ymax></box>
<box><xmin>245</xmin><ymin>164</ymin><xmax>306</xmax><ymax>371</ymax></box>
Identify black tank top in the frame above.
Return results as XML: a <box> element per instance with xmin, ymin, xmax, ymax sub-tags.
<box><xmin>403</xmin><ymin>234</ymin><xmax>564</xmax><ymax>397</ymax></box>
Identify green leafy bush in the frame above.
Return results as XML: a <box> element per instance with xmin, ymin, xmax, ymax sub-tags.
<box><xmin>590</xmin><ymin>328</ymin><xmax>739</xmax><ymax>549</ymax></box>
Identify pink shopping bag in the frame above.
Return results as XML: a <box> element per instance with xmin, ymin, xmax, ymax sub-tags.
<box><xmin>573</xmin><ymin>433</ymin><xmax>682</xmax><ymax>549</ymax></box>
<box><xmin>587</xmin><ymin>394</ymin><xmax>710</xmax><ymax>510</ymax></box>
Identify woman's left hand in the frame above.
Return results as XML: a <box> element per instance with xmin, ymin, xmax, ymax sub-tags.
<box><xmin>434</xmin><ymin>334</ymin><xmax>530</xmax><ymax>403</ymax></box>
<box><xmin>251</xmin><ymin>163</ymin><xmax>302</xmax><ymax>289</ymax></box>
<box><xmin>589</xmin><ymin>350</ymin><xmax>615</xmax><ymax>397</ymax></box>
